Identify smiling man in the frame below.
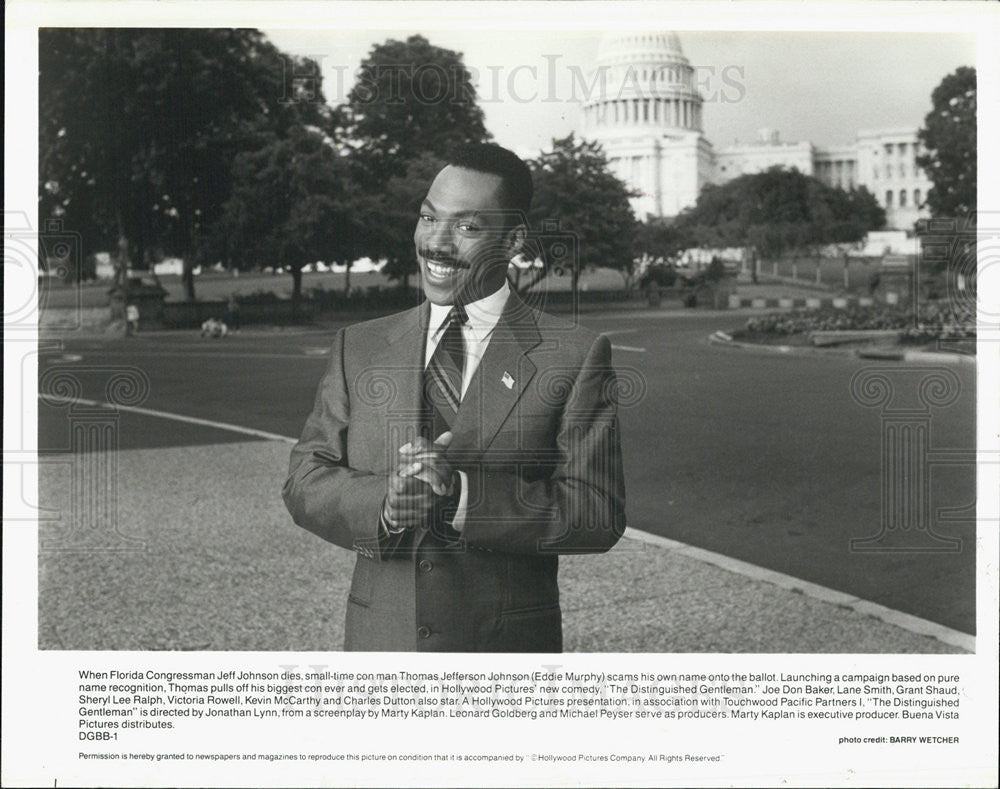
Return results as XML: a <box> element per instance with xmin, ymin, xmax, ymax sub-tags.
<box><xmin>282</xmin><ymin>143</ymin><xmax>627</xmax><ymax>652</ymax></box>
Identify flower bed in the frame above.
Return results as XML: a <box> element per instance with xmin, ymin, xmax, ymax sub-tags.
<box><xmin>734</xmin><ymin>302</ymin><xmax>975</xmax><ymax>345</ymax></box>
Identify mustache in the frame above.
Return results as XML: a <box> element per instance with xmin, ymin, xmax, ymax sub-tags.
<box><xmin>419</xmin><ymin>251</ymin><xmax>469</xmax><ymax>269</ymax></box>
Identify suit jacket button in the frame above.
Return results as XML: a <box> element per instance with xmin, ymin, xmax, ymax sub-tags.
<box><xmin>417</xmin><ymin>626</ymin><xmax>431</xmax><ymax>639</ymax></box>
<box><xmin>419</xmin><ymin>560</ymin><xmax>433</xmax><ymax>573</ymax></box>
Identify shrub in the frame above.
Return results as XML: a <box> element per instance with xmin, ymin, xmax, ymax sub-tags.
<box><xmin>235</xmin><ymin>289</ymin><xmax>281</xmax><ymax>305</ymax></box>
<box><xmin>640</xmin><ymin>264</ymin><xmax>677</xmax><ymax>288</ymax></box>
<box><xmin>740</xmin><ymin>302</ymin><xmax>975</xmax><ymax>340</ymax></box>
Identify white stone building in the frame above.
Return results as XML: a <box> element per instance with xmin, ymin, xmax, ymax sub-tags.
<box><xmin>581</xmin><ymin>32</ymin><xmax>932</xmax><ymax>230</ymax></box>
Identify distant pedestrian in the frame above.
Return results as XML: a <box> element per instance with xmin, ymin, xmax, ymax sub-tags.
<box><xmin>228</xmin><ymin>293</ymin><xmax>241</xmax><ymax>331</ymax></box>
<box><xmin>868</xmin><ymin>271</ymin><xmax>881</xmax><ymax>296</ymax></box>
<box><xmin>125</xmin><ymin>303</ymin><xmax>140</xmax><ymax>336</ymax></box>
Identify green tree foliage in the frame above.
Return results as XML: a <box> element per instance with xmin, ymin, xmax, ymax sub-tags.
<box><xmin>217</xmin><ymin>127</ymin><xmax>364</xmax><ymax>306</ymax></box>
<box><xmin>631</xmin><ymin>218</ymin><xmax>687</xmax><ymax>291</ymax></box>
<box><xmin>675</xmin><ymin>167</ymin><xmax>885</xmax><ymax>260</ymax></box>
<box><xmin>526</xmin><ymin>134</ymin><xmax>638</xmax><ymax>294</ymax></box>
<box><xmin>38</xmin><ymin>28</ymin><xmax>326</xmax><ymax>297</ymax></box>
<box><xmin>633</xmin><ymin>218</ymin><xmax>685</xmax><ymax>262</ymax></box>
<box><xmin>339</xmin><ymin>35</ymin><xmax>489</xmax><ymax>188</ymax></box>
<box><xmin>916</xmin><ymin>66</ymin><xmax>976</xmax><ymax>219</ymax></box>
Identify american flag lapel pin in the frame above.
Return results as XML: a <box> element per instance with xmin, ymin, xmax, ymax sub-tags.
<box><xmin>501</xmin><ymin>371</ymin><xmax>515</xmax><ymax>389</ymax></box>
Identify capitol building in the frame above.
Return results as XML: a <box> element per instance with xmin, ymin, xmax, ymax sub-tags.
<box><xmin>581</xmin><ymin>32</ymin><xmax>932</xmax><ymax>230</ymax></box>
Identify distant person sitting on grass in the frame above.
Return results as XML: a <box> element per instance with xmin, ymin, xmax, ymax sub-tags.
<box><xmin>200</xmin><ymin>317</ymin><xmax>228</xmax><ymax>338</ymax></box>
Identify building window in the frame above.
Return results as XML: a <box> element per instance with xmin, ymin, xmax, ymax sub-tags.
<box><xmin>899</xmin><ymin>190</ymin><xmax>907</xmax><ymax>207</ymax></box>
<box><xmin>885</xmin><ymin>164</ymin><xmax>892</xmax><ymax>178</ymax></box>
<box><xmin>643</xmin><ymin>99</ymin><xmax>649</xmax><ymax>121</ymax></box>
<box><xmin>885</xmin><ymin>190</ymin><xmax>893</xmax><ymax>207</ymax></box>
<box><xmin>914</xmin><ymin>189</ymin><xmax>921</xmax><ymax>206</ymax></box>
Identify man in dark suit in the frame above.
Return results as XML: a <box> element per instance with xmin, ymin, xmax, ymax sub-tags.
<box><xmin>282</xmin><ymin>143</ymin><xmax>626</xmax><ymax>652</ymax></box>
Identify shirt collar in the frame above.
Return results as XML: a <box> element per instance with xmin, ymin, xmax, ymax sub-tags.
<box><xmin>428</xmin><ymin>281</ymin><xmax>510</xmax><ymax>341</ymax></box>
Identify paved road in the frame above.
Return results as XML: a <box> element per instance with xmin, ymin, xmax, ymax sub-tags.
<box><xmin>38</xmin><ymin>311</ymin><xmax>977</xmax><ymax>633</ymax></box>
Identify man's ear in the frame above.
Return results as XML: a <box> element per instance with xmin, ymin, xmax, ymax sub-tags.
<box><xmin>504</xmin><ymin>223</ymin><xmax>527</xmax><ymax>259</ymax></box>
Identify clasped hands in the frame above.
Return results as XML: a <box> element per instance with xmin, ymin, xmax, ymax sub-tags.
<box><xmin>384</xmin><ymin>432</ymin><xmax>457</xmax><ymax>529</ymax></box>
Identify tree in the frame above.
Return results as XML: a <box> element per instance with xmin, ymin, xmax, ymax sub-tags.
<box><xmin>674</xmin><ymin>168</ymin><xmax>885</xmax><ymax>267</ymax></box>
<box><xmin>218</xmin><ymin>126</ymin><xmax>364</xmax><ymax>308</ymax></box>
<box><xmin>633</xmin><ymin>218</ymin><xmax>686</xmax><ymax>262</ymax></box>
<box><xmin>916</xmin><ymin>66</ymin><xmax>976</xmax><ymax>219</ymax></box>
<box><xmin>526</xmin><ymin>134</ymin><xmax>638</xmax><ymax>295</ymax></box>
<box><xmin>631</xmin><ymin>218</ymin><xmax>688</xmax><ymax>288</ymax></box>
<box><xmin>338</xmin><ymin>35</ymin><xmax>490</xmax><ymax>189</ymax></box>
<box><xmin>39</xmin><ymin>28</ymin><xmax>327</xmax><ymax>298</ymax></box>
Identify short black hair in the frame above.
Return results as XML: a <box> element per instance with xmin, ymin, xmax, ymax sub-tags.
<box><xmin>446</xmin><ymin>143</ymin><xmax>533</xmax><ymax>220</ymax></box>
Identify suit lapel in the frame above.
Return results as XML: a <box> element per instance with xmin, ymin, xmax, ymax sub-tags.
<box><xmin>449</xmin><ymin>291</ymin><xmax>541</xmax><ymax>456</ymax></box>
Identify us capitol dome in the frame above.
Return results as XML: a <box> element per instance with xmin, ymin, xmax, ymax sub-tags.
<box><xmin>580</xmin><ymin>32</ymin><xmax>930</xmax><ymax>229</ymax></box>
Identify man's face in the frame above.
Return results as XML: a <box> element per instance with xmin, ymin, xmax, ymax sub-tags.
<box><xmin>414</xmin><ymin>165</ymin><xmax>521</xmax><ymax>306</ymax></box>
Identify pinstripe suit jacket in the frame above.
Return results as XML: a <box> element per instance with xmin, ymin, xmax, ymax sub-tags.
<box><xmin>282</xmin><ymin>290</ymin><xmax>626</xmax><ymax>652</ymax></box>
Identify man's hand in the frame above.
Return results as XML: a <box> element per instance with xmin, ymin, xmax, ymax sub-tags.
<box><xmin>383</xmin><ymin>432</ymin><xmax>455</xmax><ymax>528</ymax></box>
<box><xmin>384</xmin><ymin>471</ymin><xmax>436</xmax><ymax>529</ymax></box>
<box><xmin>398</xmin><ymin>432</ymin><xmax>455</xmax><ymax>496</ymax></box>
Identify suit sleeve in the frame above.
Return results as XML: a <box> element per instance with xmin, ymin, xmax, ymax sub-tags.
<box><xmin>458</xmin><ymin>333</ymin><xmax>627</xmax><ymax>555</ymax></box>
<box><xmin>281</xmin><ymin>328</ymin><xmax>400</xmax><ymax>559</ymax></box>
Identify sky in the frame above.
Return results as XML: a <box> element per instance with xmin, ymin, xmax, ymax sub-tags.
<box><xmin>264</xmin><ymin>29</ymin><xmax>975</xmax><ymax>158</ymax></box>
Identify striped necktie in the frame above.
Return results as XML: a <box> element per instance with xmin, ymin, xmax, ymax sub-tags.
<box><xmin>424</xmin><ymin>304</ymin><xmax>468</xmax><ymax>432</ymax></box>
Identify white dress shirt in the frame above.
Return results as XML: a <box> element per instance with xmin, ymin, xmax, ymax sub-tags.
<box><xmin>423</xmin><ymin>281</ymin><xmax>511</xmax><ymax>532</ymax></box>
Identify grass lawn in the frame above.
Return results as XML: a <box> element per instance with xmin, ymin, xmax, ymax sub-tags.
<box><xmin>41</xmin><ymin>270</ymin><xmax>390</xmax><ymax>309</ymax></box>
<box><xmin>41</xmin><ymin>266</ymin><xmax>631</xmax><ymax>309</ymax></box>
